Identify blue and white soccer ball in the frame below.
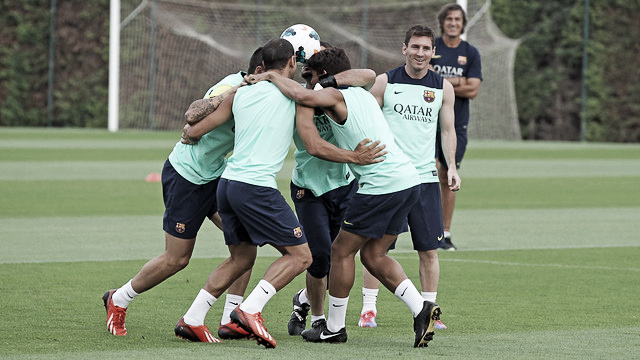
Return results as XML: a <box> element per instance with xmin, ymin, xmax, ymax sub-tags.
<box><xmin>280</xmin><ymin>24</ymin><xmax>321</xmax><ymax>64</ymax></box>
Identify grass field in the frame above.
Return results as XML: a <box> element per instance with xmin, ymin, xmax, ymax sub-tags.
<box><xmin>1</xmin><ymin>128</ymin><xmax>639</xmax><ymax>359</ymax></box>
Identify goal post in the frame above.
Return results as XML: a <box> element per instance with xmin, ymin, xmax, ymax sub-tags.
<box><xmin>108</xmin><ymin>0</ymin><xmax>120</xmax><ymax>132</ymax></box>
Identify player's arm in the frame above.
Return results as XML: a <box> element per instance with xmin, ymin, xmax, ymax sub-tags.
<box><xmin>368</xmin><ymin>73</ymin><xmax>388</xmax><ymax>108</ymax></box>
<box><xmin>184</xmin><ymin>84</ymin><xmax>241</xmax><ymax>125</ymax></box>
<box><xmin>296</xmin><ymin>104</ymin><xmax>387</xmax><ymax>165</ymax></box>
<box><xmin>449</xmin><ymin>76</ymin><xmax>481</xmax><ymax>99</ymax></box>
<box><xmin>246</xmin><ymin>71</ymin><xmax>344</xmax><ymax>108</ymax></box>
<box><xmin>439</xmin><ymin>80</ymin><xmax>461</xmax><ymax>191</ymax></box>
<box><xmin>181</xmin><ymin>94</ymin><xmax>235</xmax><ymax>144</ymax></box>
<box><xmin>333</xmin><ymin>69</ymin><xmax>377</xmax><ymax>90</ymax></box>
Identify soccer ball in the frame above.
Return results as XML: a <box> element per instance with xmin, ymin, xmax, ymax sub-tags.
<box><xmin>280</xmin><ymin>24</ymin><xmax>321</xmax><ymax>63</ymax></box>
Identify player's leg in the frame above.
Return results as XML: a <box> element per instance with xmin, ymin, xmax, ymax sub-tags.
<box><xmin>217</xmin><ymin>269</ymin><xmax>252</xmax><ymax>340</ymax></box>
<box><xmin>226</xmin><ymin>181</ymin><xmax>312</xmax><ymax>348</ymax></box>
<box><xmin>437</xmin><ymin>158</ymin><xmax>456</xmax><ymax>250</ymax></box>
<box><xmin>288</xmin><ymin>183</ymin><xmax>330</xmax><ymax>335</ymax></box>
<box><xmin>104</xmin><ymin>160</ymin><xmax>214</xmax><ymax>336</ymax></box>
<box><xmin>313</xmin><ymin>229</ymin><xmax>368</xmax><ymax>342</ymax></box>
<box><xmin>409</xmin><ymin>182</ymin><xmax>446</xmax><ymax>329</ymax></box>
<box><xmin>176</xmin><ymin>242</ymin><xmax>257</xmax><ymax>343</ymax></box>
<box><xmin>359</xmin><ymin>262</ymin><xmax>380</xmax><ymax>328</ymax></box>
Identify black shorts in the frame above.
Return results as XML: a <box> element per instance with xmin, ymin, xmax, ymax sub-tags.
<box><xmin>217</xmin><ymin>179</ymin><xmax>307</xmax><ymax>247</ymax></box>
<box><xmin>341</xmin><ymin>185</ymin><xmax>420</xmax><ymax>239</ymax></box>
<box><xmin>161</xmin><ymin>160</ymin><xmax>219</xmax><ymax>239</ymax></box>
<box><xmin>407</xmin><ymin>183</ymin><xmax>444</xmax><ymax>251</ymax></box>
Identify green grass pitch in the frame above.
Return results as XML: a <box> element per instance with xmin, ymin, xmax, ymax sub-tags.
<box><xmin>1</xmin><ymin>128</ymin><xmax>639</xmax><ymax>359</ymax></box>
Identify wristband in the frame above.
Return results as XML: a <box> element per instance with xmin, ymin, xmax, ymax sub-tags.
<box><xmin>318</xmin><ymin>74</ymin><xmax>338</xmax><ymax>88</ymax></box>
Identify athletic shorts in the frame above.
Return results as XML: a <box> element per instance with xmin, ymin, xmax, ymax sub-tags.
<box><xmin>341</xmin><ymin>185</ymin><xmax>420</xmax><ymax>239</ymax></box>
<box><xmin>436</xmin><ymin>125</ymin><xmax>468</xmax><ymax>170</ymax></box>
<box><xmin>290</xmin><ymin>180</ymin><xmax>358</xmax><ymax>278</ymax></box>
<box><xmin>161</xmin><ymin>159</ymin><xmax>219</xmax><ymax>239</ymax></box>
<box><xmin>217</xmin><ymin>179</ymin><xmax>307</xmax><ymax>247</ymax></box>
<box><xmin>407</xmin><ymin>183</ymin><xmax>445</xmax><ymax>251</ymax></box>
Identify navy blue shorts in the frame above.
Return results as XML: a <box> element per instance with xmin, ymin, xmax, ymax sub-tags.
<box><xmin>161</xmin><ymin>159</ymin><xmax>219</xmax><ymax>239</ymax></box>
<box><xmin>291</xmin><ymin>181</ymin><xmax>357</xmax><ymax>278</ymax></box>
<box><xmin>436</xmin><ymin>126</ymin><xmax>467</xmax><ymax>170</ymax></box>
<box><xmin>341</xmin><ymin>185</ymin><xmax>420</xmax><ymax>239</ymax></box>
<box><xmin>217</xmin><ymin>179</ymin><xmax>307</xmax><ymax>247</ymax></box>
<box><xmin>407</xmin><ymin>183</ymin><xmax>444</xmax><ymax>251</ymax></box>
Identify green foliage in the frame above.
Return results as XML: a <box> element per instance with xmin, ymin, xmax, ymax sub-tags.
<box><xmin>0</xmin><ymin>0</ymin><xmax>109</xmax><ymax>127</ymax></box>
<box><xmin>492</xmin><ymin>0</ymin><xmax>640</xmax><ymax>142</ymax></box>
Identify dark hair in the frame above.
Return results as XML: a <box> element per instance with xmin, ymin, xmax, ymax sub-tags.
<box><xmin>261</xmin><ymin>38</ymin><xmax>294</xmax><ymax>70</ymax></box>
<box><xmin>404</xmin><ymin>25</ymin><xmax>436</xmax><ymax>48</ymax></box>
<box><xmin>320</xmin><ymin>40</ymin><xmax>334</xmax><ymax>49</ymax></box>
<box><xmin>437</xmin><ymin>3</ymin><xmax>468</xmax><ymax>35</ymax></box>
<box><xmin>307</xmin><ymin>47</ymin><xmax>351</xmax><ymax>76</ymax></box>
<box><xmin>247</xmin><ymin>47</ymin><xmax>263</xmax><ymax>74</ymax></box>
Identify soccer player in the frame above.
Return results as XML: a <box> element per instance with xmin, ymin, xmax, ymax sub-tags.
<box><xmin>430</xmin><ymin>3</ymin><xmax>482</xmax><ymax>250</ymax></box>
<box><xmin>175</xmin><ymin>39</ymin><xmax>383</xmax><ymax>348</ymax></box>
<box><xmin>358</xmin><ymin>24</ymin><xmax>461</xmax><ymax>331</ymax></box>
<box><xmin>101</xmin><ymin>48</ymin><xmax>264</xmax><ymax>338</ymax></box>
<box><xmin>246</xmin><ymin>47</ymin><xmax>441</xmax><ymax>348</ymax></box>
<box><xmin>286</xmin><ymin>41</ymin><xmax>388</xmax><ymax>337</ymax></box>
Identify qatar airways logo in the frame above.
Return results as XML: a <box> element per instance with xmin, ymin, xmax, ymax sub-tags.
<box><xmin>393</xmin><ymin>104</ymin><xmax>434</xmax><ymax>123</ymax></box>
<box><xmin>432</xmin><ymin>65</ymin><xmax>463</xmax><ymax>77</ymax></box>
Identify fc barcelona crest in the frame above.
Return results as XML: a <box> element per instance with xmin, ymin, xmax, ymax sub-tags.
<box><xmin>175</xmin><ymin>223</ymin><xmax>186</xmax><ymax>233</ymax></box>
<box><xmin>293</xmin><ymin>226</ymin><xmax>303</xmax><ymax>238</ymax></box>
<box><xmin>424</xmin><ymin>90</ymin><xmax>435</xmax><ymax>103</ymax></box>
<box><xmin>296</xmin><ymin>189</ymin><xmax>305</xmax><ymax>199</ymax></box>
<box><xmin>457</xmin><ymin>56</ymin><xmax>467</xmax><ymax>65</ymax></box>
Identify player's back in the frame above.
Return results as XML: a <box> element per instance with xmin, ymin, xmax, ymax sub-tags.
<box><xmin>331</xmin><ymin>87</ymin><xmax>420</xmax><ymax>195</ymax></box>
<box><xmin>222</xmin><ymin>80</ymin><xmax>296</xmax><ymax>189</ymax></box>
<box><xmin>168</xmin><ymin>73</ymin><xmax>242</xmax><ymax>185</ymax></box>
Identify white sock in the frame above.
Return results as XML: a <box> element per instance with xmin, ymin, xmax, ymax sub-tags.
<box><xmin>221</xmin><ymin>294</ymin><xmax>243</xmax><ymax>324</ymax></box>
<box><xmin>444</xmin><ymin>231</ymin><xmax>451</xmax><ymax>238</ymax></box>
<box><xmin>310</xmin><ymin>314</ymin><xmax>326</xmax><ymax>323</ymax></box>
<box><xmin>298</xmin><ymin>288</ymin><xmax>310</xmax><ymax>305</ymax></box>
<box><xmin>183</xmin><ymin>289</ymin><xmax>217</xmax><ymax>326</ymax></box>
<box><xmin>239</xmin><ymin>279</ymin><xmax>276</xmax><ymax>314</ymax></box>
<box><xmin>422</xmin><ymin>291</ymin><xmax>437</xmax><ymax>303</ymax></box>
<box><xmin>326</xmin><ymin>295</ymin><xmax>349</xmax><ymax>332</ymax></box>
<box><xmin>394</xmin><ymin>279</ymin><xmax>425</xmax><ymax>317</ymax></box>
<box><xmin>361</xmin><ymin>287</ymin><xmax>379</xmax><ymax>314</ymax></box>
<box><xmin>112</xmin><ymin>279</ymin><xmax>139</xmax><ymax>308</ymax></box>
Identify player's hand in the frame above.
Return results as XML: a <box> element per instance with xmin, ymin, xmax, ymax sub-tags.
<box><xmin>244</xmin><ymin>73</ymin><xmax>270</xmax><ymax>85</ymax></box>
<box><xmin>180</xmin><ymin>124</ymin><xmax>200</xmax><ymax>145</ymax></box>
<box><xmin>353</xmin><ymin>139</ymin><xmax>387</xmax><ymax>165</ymax></box>
<box><xmin>448</xmin><ymin>169</ymin><xmax>461</xmax><ymax>191</ymax></box>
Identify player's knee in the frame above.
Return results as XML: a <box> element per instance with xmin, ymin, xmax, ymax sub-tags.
<box><xmin>307</xmin><ymin>258</ymin><xmax>330</xmax><ymax>279</ymax></box>
<box><xmin>166</xmin><ymin>255</ymin><xmax>190</xmax><ymax>272</ymax></box>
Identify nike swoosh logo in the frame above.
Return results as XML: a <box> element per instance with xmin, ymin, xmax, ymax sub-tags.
<box><xmin>332</xmin><ymin>304</ymin><xmax>344</xmax><ymax>308</ymax></box>
<box><xmin>206</xmin><ymin>301</ymin><xmax>213</xmax><ymax>306</ymax></box>
<box><xmin>400</xmin><ymin>287</ymin><xmax>407</xmax><ymax>297</ymax></box>
<box><xmin>343</xmin><ymin>220</ymin><xmax>353</xmax><ymax>225</ymax></box>
<box><xmin>433</xmin><ymin>55</ymin><xmax>442</xmax><ymax>58</ymax></box>
<box><xmin>230</xmin><ymin>302</ymin><xmax>239</xmax><ymax>306</ymax></box>
<box><xmin>260</xmin><ymin>286</ymin><xmax>269</xmax><ymax>294</ymax></box>
<box><xmin>394</xmin><ymin>91</ymin><xmax>403</xmax><ymax>94</ymax></box>
<box><xmin>438</xmin><ymin>235</ymin><xmax>443</xmax><ymax>241</ymax></box>
<box><xmin>319</xmin><ymin>331</ymin><xmax>342</xmax><ymax>340</ymax></box>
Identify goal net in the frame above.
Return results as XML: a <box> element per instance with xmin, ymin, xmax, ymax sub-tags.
<box><xmin>115</xmin><ymin>0</ymin><xmax>520</xmax><ymax>139</ymax></box>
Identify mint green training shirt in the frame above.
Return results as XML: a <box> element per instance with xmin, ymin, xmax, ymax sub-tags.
<box><xmin>329</xmin><ymin>87</ymin><xmax>420</xmax><ymax>195</ymax></box>
<box><xmin>222</xmin><ymin>80</ymin><xmax>296</xmax><ymax>189</ymax></box>
<box><xmin>292</xmin><ymin>112</ymin><xmax>354</xmax><ymax>197</ymax></box>
<box><xmin>167</xmin><ymin>72</ymin><xmax>242</xmax><ymax>185</ymax></box>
